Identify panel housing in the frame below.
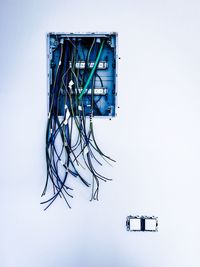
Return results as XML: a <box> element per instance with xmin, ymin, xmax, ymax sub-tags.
<box><xmin>47</xmin><ymin>32</ymin><xmax>118</xmax><ymax>117</ymax></box>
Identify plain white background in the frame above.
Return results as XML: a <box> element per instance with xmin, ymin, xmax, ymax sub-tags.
<box><xmin>1</xmin><ymin>0</ymin><xmax>200</xmax><ymax>266</ymax></box>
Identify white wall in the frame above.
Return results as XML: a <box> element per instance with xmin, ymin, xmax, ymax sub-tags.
<box><xmin>1</xmin><ymin>0</ymin><xmax>200</xmax><ymax>266</ymax></box>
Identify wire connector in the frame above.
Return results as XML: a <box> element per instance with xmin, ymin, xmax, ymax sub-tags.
<box><xmin>78</xmin><ymin>105</ymin><xmax>82</xmax><ymax>111</ymax></box>
<box><xmin>68</xmin><ymin>80</ymin><xmax>74</xmax><ymax>90</ymax></box>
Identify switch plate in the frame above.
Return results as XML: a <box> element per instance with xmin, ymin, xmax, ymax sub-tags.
<box><xmin>126</xmin><ymin>215</ymin><xmax>158</xmax><ymax>232</ymax></box>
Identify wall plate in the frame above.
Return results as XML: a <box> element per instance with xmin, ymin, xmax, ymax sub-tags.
<box><xmin>126</xmin><ymin>215</ymin><xmax>158</xmax><ymax>232</ymax></box>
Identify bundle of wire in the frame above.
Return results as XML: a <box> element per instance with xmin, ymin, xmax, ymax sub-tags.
<box><xmin>41</xmin><ymin>37</ymin><xmax>115</xmax><ymax>210</ymax></box>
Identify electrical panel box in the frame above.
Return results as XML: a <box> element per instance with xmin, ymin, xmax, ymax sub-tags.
<box><xmin>43</xmin><ymin>32</ymin><xmax>118</xmax><ymax>210</ymax></box>
<box><xmin>47</xmin><ymin>32</ymin><xmax>118</xmax><ymax>117</ymax></box>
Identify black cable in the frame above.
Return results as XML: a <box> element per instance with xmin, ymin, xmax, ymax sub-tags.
<box><xmin>42</xmin><ymin>36</ymin><xmax>114</xmax><ymax>209</ymax></box>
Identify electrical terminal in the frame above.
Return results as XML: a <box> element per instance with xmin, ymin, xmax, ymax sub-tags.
<box><xmin>69</xmin><ymin>61</ymin><xmax>108</xmax><ymax>69</ymax></box>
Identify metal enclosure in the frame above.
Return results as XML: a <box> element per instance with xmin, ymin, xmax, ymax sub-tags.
<box><xmin>47</xmin><ymin>32</ymin><xmax>118</xmax><ymax>117</ymax></box>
